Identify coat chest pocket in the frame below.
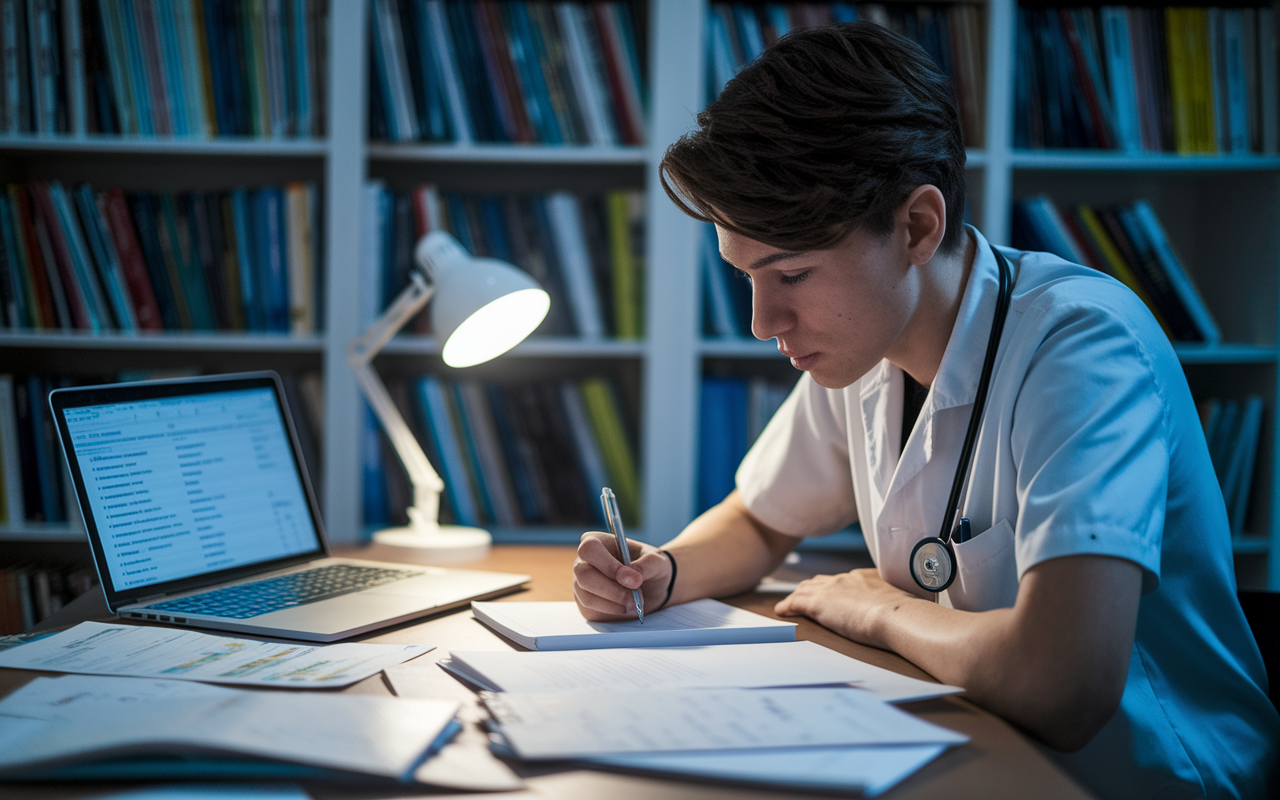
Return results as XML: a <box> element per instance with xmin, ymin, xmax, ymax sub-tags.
<box><xmin>947</xmin><ymin>519</ymin><xmax>1018</xmax><ymax>611</ymax></box>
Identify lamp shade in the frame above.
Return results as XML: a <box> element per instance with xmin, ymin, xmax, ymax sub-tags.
<box><xmin>417</xmin><ymin>232</ymin><xmax>551</xmax><ymax>367</ymax></box>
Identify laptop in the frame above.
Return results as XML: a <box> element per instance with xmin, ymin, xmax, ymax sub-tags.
<box><xmin>48</xmin><ymin>371</ymin><xmax>530</xmax><ymax>642</ymax></box>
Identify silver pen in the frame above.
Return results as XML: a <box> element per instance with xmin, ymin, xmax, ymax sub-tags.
<box><xmin>601</xmin><ymin>487</ymin><xmax>643</xmax><ymax>623</ymax></box>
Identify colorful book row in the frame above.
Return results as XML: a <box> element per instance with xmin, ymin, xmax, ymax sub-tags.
<box><xmin>707</xmin><ymin>3</ymin><xmax>987</xmax><ymax>147</ymax></box>
<box><xmin>698</xmin><ymin>373</ymin><xmax>795</xmax><ymax>514</ymax></box>
<box><xmin>366</xmin><ymin>375</ymin><xmax>640</xmax><ymax>530</ymax></box>
<box><xmin>1012</xmin><ymin>195</ymin><xmax>1219</xmax><ymax>345</ymax></box>
<box><xmin>363</xmin><ymin>182</ymin><xmax>644</xmax><ymax>340</ymax></box>
<box><xmin>0</xmin><ymin>371</ymin><xmax>324</xmax><ymax>526</ymax></box>
<box><xmin>1199</xmin><ymin>394</ymin><xmax>1265</xmax><ymax>540</ymax></box>
<box><xmin>0</xmin><ymin>180</ymin><xmax>321</xmax><ymax>334</ymax></box>
<box><xmin>1016</xmin><ymin>6</ymin><xmax>1280</xmax><ymax>154</ymax></box>
<box><xmin>1</xmin><ymin>0</ymin><xmax>327</xmax><ymax>138</ymax></box>
<box><xmin>0</xmin><ymin>563</ymin><xmax>96</xmax><ymax>634</ymax></box>
<box><xmin>369</xmin><ymin>0</ymin><xmax>645</xmax><ymax>145</ymax></box>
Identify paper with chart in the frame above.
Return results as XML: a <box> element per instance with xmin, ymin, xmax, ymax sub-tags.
<box><xmin>0</xmin><ymin>674</ymin><xmax>459</xmax><ymax>779</ymax></box>
<box><xmin>471</xmin><ymin>597</ymin><xmax>795</xmax><ymax>650</ymax></box>
<box><xmin>439</xmin><ymin>640</ymin><xmax>962</xmax><ymax>702</ymax></box>
<box><xmin>0</xmin><ymin>621</ymin><xmax>434</xmax><ymax>687</ymax></box>
<box><xmin>480</xmin><ymin>686</ymin><xmax>967</xmax><ymax>759</ymax></box>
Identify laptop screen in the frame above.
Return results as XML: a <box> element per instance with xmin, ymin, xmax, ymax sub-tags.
<box><xmin>61</xmin><ymin>384</ymin><xmax>323</xmax><ymax>592</ymax></box>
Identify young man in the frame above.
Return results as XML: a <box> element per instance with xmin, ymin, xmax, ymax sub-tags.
<box><xmin>572</xmin><ymin>22</ymin><xmax>1278</xmax><ymax>800</ymax></box>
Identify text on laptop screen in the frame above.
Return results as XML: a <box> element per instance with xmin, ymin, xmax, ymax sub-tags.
<box><xmin>63</xmin><ymin>387</ymin><xmax>321</xmax><ymax>590</ymax></box>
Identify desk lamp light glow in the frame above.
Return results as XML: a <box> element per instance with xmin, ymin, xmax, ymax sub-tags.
<box><xmin>348</xmin><ymin>232</ymin><xmax>550</xmax><ymax>559</ymax></box>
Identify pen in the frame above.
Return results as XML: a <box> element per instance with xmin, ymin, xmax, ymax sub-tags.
<box><xmin>601</xmin><ymin>487</ymin><xmax>643</xmax><ymax>623</ymax></box>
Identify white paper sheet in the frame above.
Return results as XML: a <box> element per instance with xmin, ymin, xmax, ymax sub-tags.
<box><xmin>481</xmin><ymin>686</ymin><xmax>967</xmax><ymax>759</ymax></box>
<box><xmin>0</xmin><ymin>675</ymin><xmax>459</xmax><ymax>779</ymax></box>
<box><xmin>471</xmin><ymin>597</ymin><xmax>795</xmax><ymax>650</ymax></box>
<box><xmin>592</xmin><ymin>745</ymin><xmax>947</xmax><ymax>797</ymax></box>
<box><xmin>438</xmin><ymin>641</ymin><xmax>962</xmax><ymax>703</ymax></box>
<box><xmin>0</xmin><ymin>621</ymin><xmax>434</xmax><ymax>687</ymax></box>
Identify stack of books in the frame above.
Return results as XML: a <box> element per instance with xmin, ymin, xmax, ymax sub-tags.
<box><xmin>1016</xmin><ymin>6</ymin><xmax>1279</xmax><ymax>154</ymax></box>
<box><xmin>369</xmin><ymin>0</ymin><xmax>646</xmax><ymax>145</ymax></box>
<box><xmin>364</xmin><ymin>182</ymin><xmax>645</xmax><ymax>340</ymax></box>
<box><xmin>706</xmin><ymin>3</ymin><xmax>987</xmax><ymax>147</ymax></box>
<box><xmin>367</xmin><ymin>375</ymin><xmax>640</xmax><ymax>530</ymax></box>
<box><xmin>0</xmin><ymin>180</ymin><xmax>322</xmax><ymax>335</ymax></box>
<box><xmin>1</xmin><ymin>0</ymin><xmax>328</xmax><ymax>138</ymax></box>
<box><xmin>1011</xmin><ymin>195</ymin><xmax>1219</xmax><ymax>345</ymax></box>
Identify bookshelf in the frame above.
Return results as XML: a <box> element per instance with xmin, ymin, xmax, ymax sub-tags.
<box><xmin>2</xmin><ymin>0</ymin><xmax>1279</xmax><ymax>592</ymax></box>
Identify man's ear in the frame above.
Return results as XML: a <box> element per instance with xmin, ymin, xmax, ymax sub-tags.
<box><xmin>899</xmin><ymin>185</ymin><xmax>947</xmax><ymax>265</ymax></box>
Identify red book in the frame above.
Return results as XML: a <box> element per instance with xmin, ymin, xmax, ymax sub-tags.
<box><xmin>474</xmin><ymin>0</ymin><xmax>534</xmax><ymax>143</ymax></box>
<box><xmin>6</xmin><ymin>186</ymin><xmax>57</xmax><ymax>329</ymax></box>
<box><xmin>101</xmin><ymin>190</ymin><xmax>164</xmax><ymax>331</ymax></box>
<box><xmin>590</xmin><ymin>3</ymin><xmax>641</xmax><ymax>145</ymax></box>
<box><xmin>28</xmin><ymin>184</ymin><xmax>91</xmax><ymax>330</ymax></box>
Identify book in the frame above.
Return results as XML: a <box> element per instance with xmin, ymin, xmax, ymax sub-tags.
<box><xmin>1130</xmin><ymin>199</ymin><xmax>1219</xmax><ymax>345</ymax></box>
<box><xmin>416</xmin><ymin>375</ymin><xmax>480</xmax><ymax>528</ymax></box>
<box><xmin>0</xmin><ymin>374</ymin><xmax>23</xmax><ymax>525</ymax></box>
<box><xmin>1223</xmin><ymin>395</ymin><xmax>1264</xmax><ymax>539</ymax></box>
<box><xmin>470</xmin><ymin>597</ymin><xmax>797</xmax><ymax>651</ymax></box>
<box><xmin>579</xmin><ymin>377</ymin><xmax>638</xmax><ymax>524</ymax></box>
<box><xmin>545</xmin><ymin>191</ymin><xmax>604</xmax><ymax>337</ymax></box>
<box><xmin>0</xmin><ymin>674</ymin><xmax>460</xmax><ymax>782</ymax></box>
<box><xmin>699</xmin><ymin>375</ymin><xmax>748</xmax><ymax>513</ymax></box>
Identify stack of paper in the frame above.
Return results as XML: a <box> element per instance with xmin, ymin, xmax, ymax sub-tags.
<box><xmin>0</xmin><ymin>675</ymin><xmax>459</xmax><ymax>781</ymax></box>
<box><xmin>446</xmin><ymin>599</ymin><xmax>970</xmax><ymax>795</ymax></box>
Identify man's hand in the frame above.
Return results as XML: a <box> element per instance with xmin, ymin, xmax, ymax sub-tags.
<box><xmin>573</xmin><ymin>532</ymin><xmax>672</xmax><ymax>621</ymax></box>
<box><xmin>774</xmin><ymin>568</ymin><xmax>921</xmax><ymax>646</ymax></box>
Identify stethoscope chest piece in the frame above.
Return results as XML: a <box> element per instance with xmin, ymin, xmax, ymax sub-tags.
<box><xmin>910</xmin><ymin>537</ymin><xmax>956</xmax><ymax>592</ymax></box>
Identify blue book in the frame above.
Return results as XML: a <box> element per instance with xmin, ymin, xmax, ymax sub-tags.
<box><xmin>252</xmin><ymin>187</ymin><xmax>290</xmax><ymax>332</ymax></box>
<box><xmin>160</xmin><ymin>194</ymin><xmax>217</xmax><ymax>330</ymax></box>
<box><xmin>230</xmin><ymin>188</ymin><xmax>264</xmax><ymax>331</ymax></box>
<box><xmin>203</xmin><ymin>0</ymin><xmax>231</xmax><ymax>134</ymax></box>
<box><xmin>451</xmin><ymin>382</ymin><xmax>496</xmax><ymax>524</ymax></box>
<box><xmin>446</xmin><ymin>0</ymin><xmax>503</xmax><ymax>141</ymax></box>
<box><xmin>72</xmin><ymin>183</ymin><xmax>136</xmax><ymax>331</ymax></box>
<box><xmin>127</xmin><ymin>193</ymin><xmax>181</xmax><ymax>330</ymax></box>
<box><xmin>487</xmin><ymin>383</ymin><xmax>542</xmax><ymax>522</ymax></box>
<box><xmin>698</xmin><ymin>376</ymin><xmax>749</xmax><ymax>513</ymax></box>
<box><xmin>0</xmin><ymin>195</ymin><xmax>31</xmax><ymax>328</ymax></box>
<box><xmin>48</xmin><ymin>183</ymin><xmax>109</xmax><ymax>332</ymax></box>
<box><xmin>368</xmin><ymin>0</ymin><xmax>399</xmax><ymax>140</ymax></box>
<box><xmin>416</xmin><ymin>376</ymin><xmax>479</xmax><ymax>528</ymax></box>
<box><xmin>362</xmin><ymin>405</ymin><xmax>390</xmax><ymax>527</ymax></box>
<box><xmin>120</xmin><ymin>0</ymin><xmax>155</xmax><ymax>136</ymax></box>
<box><xmin>292</xmin><ymin>0</ymin><xmax>311</xmax><ymax>136</ymax></box>
<box><xmin>444</xmin><ymin>191</ymin><xmax>475</xmax><ymax>253</ymax></box>
<box><xmin>153</xmin><ymin>0</ymin><xmax>189</xmax><ymax>136</ymax></box>
<box><xmin>502</xmin><ymin>1</ymin><xmax>561</xmax><ymax>144</ymax></box>
<box><xmin>478</xmin><ymin>196</ymin><xmax>514</xmax><ymax>263</ymax></box>
<box><xmin>27</xmin><ymin>376</ymin><xmax>65</xmax><ymax>524</ymax></box>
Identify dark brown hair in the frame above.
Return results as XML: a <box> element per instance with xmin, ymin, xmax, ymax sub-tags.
<box><xmin>660</xmin><ymin>21</ymin><xmax>967</xmax><ymax>253</ymax></box>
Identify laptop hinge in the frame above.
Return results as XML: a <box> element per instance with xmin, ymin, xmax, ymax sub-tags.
<box><xmin>132</xmin><ymin>593</ymin><xmax>169</xmax><ymax>606</ymax></box>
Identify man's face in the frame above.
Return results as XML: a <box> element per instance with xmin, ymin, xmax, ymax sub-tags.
<box><xmin>716</xmin><ymin>223</ymin><xmax>918</xmax><ymax>390</ymax></box>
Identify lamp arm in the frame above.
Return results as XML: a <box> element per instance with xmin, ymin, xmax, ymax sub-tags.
<box><xmin>347</xmin><ymin>273</ymin><xmax>445</xmax><ymax>528</ymax></box>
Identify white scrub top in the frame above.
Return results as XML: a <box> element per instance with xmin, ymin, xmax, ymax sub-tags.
<box><xmin>737</xmin><ymin>226</ymin><xmax>1279</xmax><ymax>799</ymax></box>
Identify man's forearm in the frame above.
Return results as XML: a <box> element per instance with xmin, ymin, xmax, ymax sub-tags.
<box><xmin>662</xmin><ymin>490</ymin><xmax>798</xmax><ymax>606</ymax></box>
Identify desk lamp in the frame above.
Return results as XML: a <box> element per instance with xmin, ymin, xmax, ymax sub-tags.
<box><xmin>348</xmin><ymin>231</ymin><xmax>550</xmax><ymax>559</ymax></box>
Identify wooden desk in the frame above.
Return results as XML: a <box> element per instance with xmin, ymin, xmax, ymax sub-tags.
<box><xmin>0</xmin><ymin>544</ymin><xmax>1090</xmax><ymax>800</ymax></box>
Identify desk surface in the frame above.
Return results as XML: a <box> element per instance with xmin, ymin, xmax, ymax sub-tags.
<box><xmin>0</xmin><ymin>544</ymin><xmax>1090</xmax><ymax>800</ymax></box>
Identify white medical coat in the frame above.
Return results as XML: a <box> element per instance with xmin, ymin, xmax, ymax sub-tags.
<box><xmin>737</xmin><ymin>226</ymin><xmax>1279</xmax><ymax>799</ymax></box>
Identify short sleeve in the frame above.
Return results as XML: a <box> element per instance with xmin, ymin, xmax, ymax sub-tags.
<box><xmin>1011</xmin><ymin>299</ymin><xmax>1169</xmax><ymax>593</ymax></box>
<box><xmin>736</xmin><ymin>375</ymin><xmax>859</xmax><ymax>537</ymax></box>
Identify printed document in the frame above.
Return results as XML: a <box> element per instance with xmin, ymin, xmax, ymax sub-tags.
<box><xmin>0</xmin><ymin>674</ymin><xmax>459</xmax><ymax>779</ymax></box>
<box><xmin>480</xmin><ymin>686</ymin><xmax>967</xmax><ymax>759</ymax></box>
<box><xmin>471</xmin><ymin>598</ymin><xmax>795</xmax><ymax>650</ymax></box>
<box><xmin>0</xmin><ymin>621</ymin><xmax>433</xmax><ymax>687</ymax></box>
<box><xmin>440</xmin><ymin>641</ymin><xmax>962</xmax><ymax>702</ymax></box>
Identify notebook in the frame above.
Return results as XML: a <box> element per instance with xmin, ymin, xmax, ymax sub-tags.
<box><xmin>48</xmin><ymin>371</ymin><xmax>529</xmax><ymax>642</ymax></box>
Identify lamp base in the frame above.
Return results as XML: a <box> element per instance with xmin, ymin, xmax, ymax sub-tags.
<box><xmin>372</xmin><ymin>525</ymin><xmax>492</xmax><ymax>563</ymax></box>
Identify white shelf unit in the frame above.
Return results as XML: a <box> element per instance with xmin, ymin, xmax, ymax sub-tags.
<box><xmin>3</xmin><ymin>0</ymin><xmax>1278</xmax><ymax>589</ymax></box>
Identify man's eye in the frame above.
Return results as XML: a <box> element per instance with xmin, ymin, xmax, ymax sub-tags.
<box><xmin>780</xmin><ymin>271</ymin><xmax>810</xmax><ymax>285</ymax></box>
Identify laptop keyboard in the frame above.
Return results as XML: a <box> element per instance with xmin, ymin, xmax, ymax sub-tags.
<box><xmin>146</xmin><ymin>564</ymin><xmax>420</xmax><ymax>619</ymax></box>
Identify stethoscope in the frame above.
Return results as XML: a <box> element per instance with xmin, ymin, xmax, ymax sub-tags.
<box><xmin>909</xmin><ymin>245</ymin><xmax>1013</xmax><ymax>593</ymax></box>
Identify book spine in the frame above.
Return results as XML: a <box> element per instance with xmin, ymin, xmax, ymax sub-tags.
<box><xmin>456</xmin><ymin>380</ymin><xmax>521</xmax><ymax>526</ymax></box>
<box><xmin>1106</xmin><ymin>204</ymin><xmax>1200</xmax><ymax>341</ymax></box>
<box><xmin>424</xmin><ymin>0</ymin><xmax>471</xmax><ymax>143</ymax></box>
<box><xmin>284</xmin><ymin>181</ymin><xmax>314</xmax><ymax>333</ymax></box>
<box><xmin>1259</xmin><ymin>8</ymin><xmax>1277</xmax><ymax>153</ymax></box>
<box><xmin>72</xmin><ymin>183</ymin><xmax>135</xmax><ymax>330</ymax></box>
<box><xmin>100</xmin><ymin>189</ymin><xmax>162</xmax><ymax>330</ymax></box>
<box><xmin>556</xmin><ymin>1</ymin><xmax>614</xmax><ymax>145</ymax></box>
<box><xmin>30</xmin><ymin>184</ymin><xmax>94</xmax><ymax>330</ymax></box>
<box><xmin>1100</xmin><ymin>7</ymin><xmax>1140</xmax><ymax>152</ymax></box>
<box><xmin>1073</xmin><ymin>203</ymin><xmax>1172</xmax><ymax>337</ymax></box>
<box><xmin>1223</xmin><ymin>9</ymin><xmax>1250</xmax><ymax>154</ymax></box>
<box><xmin>545</xmin><ymin>191</ymin><xmax>603</xmax><ymax>338</ymax></box>
<box><xmin>290</xmin><ymin>0</ymin><xmax>308</xmax><ymax>137</ymax></box>
<box><xmin>217</xmin><ymin>193</ymin><xmax>246</xmax><ymax>329</ymax></box>
<box><xmin>9</xmin><ymin>186</ymin><xmax>62</xmax><ymax>328</ymax></box>
<box><xmin>417</xmin><ymin>375</ymin><xmax>479</xmax><ymax>527</ymax></box>
<box><xmin>0</xmin><ymin>375</ymin><xmax>24</xmax><ymax>525</ymax></box>
<box><xmin>1130</xmin><ymin>199</ymin><xmax>1220</xmax><ymax>345</ymax></box>
<box><xmin>0</xmin><ymin>195</ymin><xmax>31</xmax><ymax>328</ymax></box>
<box><xmin>50</xmin><ymin>181</ymin><xmax>114</xmax><ymax>330</ymax></box>
<box><xmin>580</xmin><ymin>376</ymin><xmax>638</xmax><ymax>524</ymax></box>
<box><xmin>1</xmin><ymin>0</ymin><xmax>19</xmax><ymax>133</ymax></box>
<box><xmin>473</xmin><ymin>0</ymin><xmax>529</xmax><ymax>143</ymax></box>
<box><xmin>153</xmin><ymin>0</ymin><xmax>188</xmax><ymax>136</ymax></box>
<box><xmin>61</xmin><ymin>0</ymin><xmax>87</xmax><ymax>135</ymax></box>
